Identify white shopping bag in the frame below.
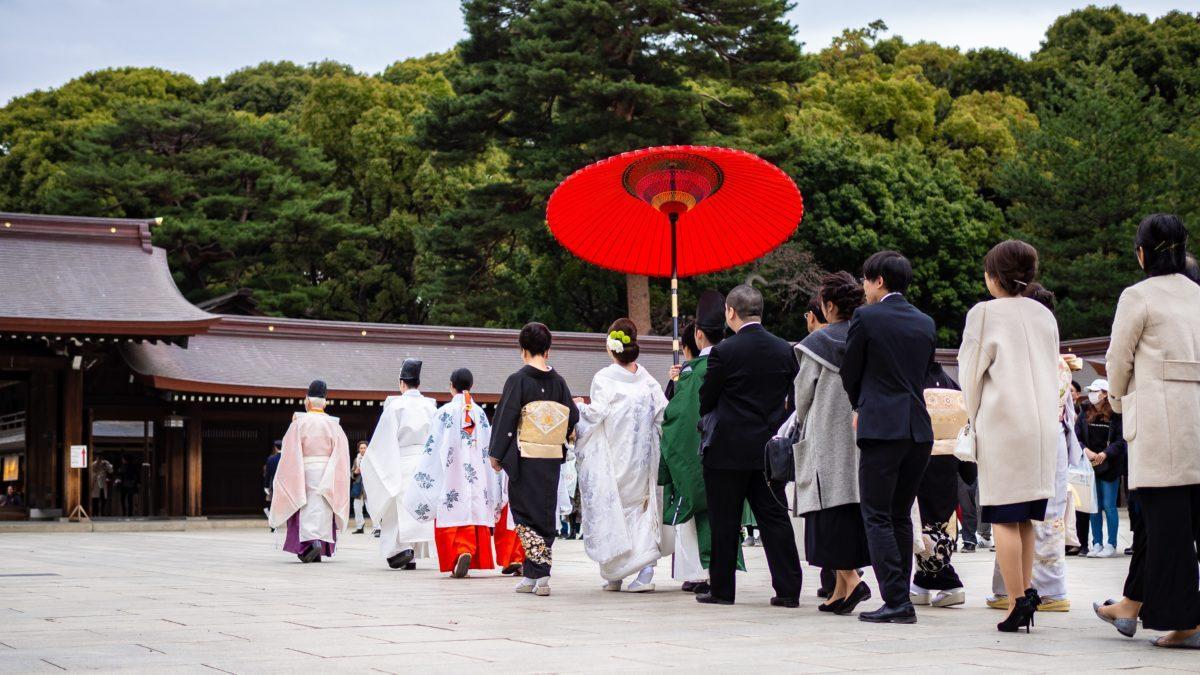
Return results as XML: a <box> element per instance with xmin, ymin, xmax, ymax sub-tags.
<box><xmin>1067</xmin><ymin>462</ymin><xmax>1098</xmax><ymax>514</ymax></box>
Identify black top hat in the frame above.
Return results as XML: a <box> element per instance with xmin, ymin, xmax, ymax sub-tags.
<box><xmin>399</xmin><ymin>358</ymin><xmax>423</xmax><ymax>383</ymax></box>
<box><xmin>306</xmin><ymin>380</ymin><xmax>327</xmax><ymax>398</ymax></box>
<box><xmin>696</xmin><ymin>290</ymin><xmax>726</xmax><ymax>331</ymax></box>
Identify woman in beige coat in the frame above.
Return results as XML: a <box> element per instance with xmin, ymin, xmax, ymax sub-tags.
<box><xmin>958</xmin><ymin>240</ymin><xmax>1060</xmax><ymax>633</ymax></box>
<box><xmin>1098</xmin><ymin>214</ymin><xmax>1200</xmax><ymax>649</ymax></box>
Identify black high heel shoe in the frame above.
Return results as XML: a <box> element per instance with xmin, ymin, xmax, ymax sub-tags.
<box><xmin>997</xmin><ymin>596</ymin><xmax>1037</xmax><ymax>633</ymax></box>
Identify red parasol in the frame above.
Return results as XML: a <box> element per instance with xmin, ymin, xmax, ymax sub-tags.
<box><xmin>547</xmin><ymin>145</ymin><xmax>803</xmax><ymax>363</ymax></box>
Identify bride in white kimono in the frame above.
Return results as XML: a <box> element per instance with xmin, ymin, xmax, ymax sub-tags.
<box><xmin>575</xmin><ymin>320</ymin><xmax>669</xmax><ymax>592</ymax></box>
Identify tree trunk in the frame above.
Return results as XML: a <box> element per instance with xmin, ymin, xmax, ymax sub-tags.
<box><xmin>626</xmin><ymin>273</ymin><xmax>652</xmax><ymax>335</ymax></box>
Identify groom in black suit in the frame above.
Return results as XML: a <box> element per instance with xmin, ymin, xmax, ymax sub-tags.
<box><xmin>697</xmin><ymin>284</ymin><xmax>803</xmax><ymax>606</ymax></box>
<box><xmin>841</xmin><ymin>251</ymin><xmax>937</xmax><ymax>624</ymax></box>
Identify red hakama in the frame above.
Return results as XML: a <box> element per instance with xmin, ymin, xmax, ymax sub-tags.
<box><xmin>434</xmin><ymin>524</ymin><xmax>495</xmax><ymax>573</ymax></box>
<box><xmin>493</xmin><ymin>504</ymin><xmax>526</xmax><ymax>568</ymax></box>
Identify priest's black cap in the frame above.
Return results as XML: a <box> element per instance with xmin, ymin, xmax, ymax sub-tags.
<box><xmin>399</xmin><ymin>358</ymin><xmax>423</xmax><ymax>383</ymax></box>
<box><xmin>696</xmin><ymin>290</ymin><xmax>726</xmax><ymax>331</ymax></box>
<box><xmin>307</xmin><ymin>380</ymin><xmax>327</xmax><ymax>398</ymax></box>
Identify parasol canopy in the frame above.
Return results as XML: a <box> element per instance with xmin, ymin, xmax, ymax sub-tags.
<box><xmin>546</xmin><ymin>145</ymin><xmax>803</xmax><ymax>279</ymax></box>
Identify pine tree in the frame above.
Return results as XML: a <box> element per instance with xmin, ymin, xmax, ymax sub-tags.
<box><xmin>418</xmin><ymin>0</ymin><xmax>805</xmax><ymax>332</ymax></box>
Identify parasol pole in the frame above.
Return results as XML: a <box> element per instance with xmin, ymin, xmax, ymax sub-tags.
<box><xmin>670</xmin><ymin>211</ymin><xmax>680</xmax><ymax>366</ymax></box>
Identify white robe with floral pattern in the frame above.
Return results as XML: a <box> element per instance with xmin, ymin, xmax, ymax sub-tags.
<box><xmin>575</xmin><ymin>362</ymin><xmax>669</xmax><ymax>581</ymax></box>
<box><xmin>404</xmin><ymin>394</ymin><xmax>499</xmax><ymax>528</ymax></box>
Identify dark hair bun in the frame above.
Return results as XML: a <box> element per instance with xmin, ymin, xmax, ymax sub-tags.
<box><xmin>984</xmin><ymin>239</ymin><xmax>1040</xmax><ymax>297</ymax></box>
<box><xmin>607</xmin><ymin>318</ymin><xmax>640</xmax><ymax>365</ymax></box>
<box><xmin>818</xmin><ymin>271</ymin><xmax>865</xmax><ymax>321</ymax></box>
<box><xmin>519</xmin><ymin>322</ymin><xmax>552</xmax><ymax>356</ymax></box>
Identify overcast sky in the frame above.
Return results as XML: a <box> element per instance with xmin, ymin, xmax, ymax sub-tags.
<box><xmin>0</xmin><ymin>0</ymin><xmax>1189</xmax><ymax>105</ymax></box>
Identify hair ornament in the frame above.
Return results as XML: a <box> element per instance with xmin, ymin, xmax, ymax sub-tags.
<box><xmin>606</xmin><ymin>330</ymin><xmax>630</xmax><ymax>353</ymax></box>
<box><xmin>1013</xmin><ymin>279</ymin><xmax>1029</xmax><ymax>288</ymax></box>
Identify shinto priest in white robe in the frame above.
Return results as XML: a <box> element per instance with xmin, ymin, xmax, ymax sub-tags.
<box><xmin>362</xmin><ymin>388</ymin><xmax>437</xmax><ymax>563</ymax></box>
<box><xmin>575</xmin><ymin>362</ymin><xmax>669</xmax><ymax>581</ymax></box>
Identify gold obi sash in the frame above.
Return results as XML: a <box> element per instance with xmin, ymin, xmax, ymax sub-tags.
<box><xmin>518</xmin><ymin>400</ymin><xmax>570</xmax><ymax>459</ymax></box>
<box><xmin>924</xmin><ymin>388</ymin><xmax>967</xmax><ymax>456</ymax></box>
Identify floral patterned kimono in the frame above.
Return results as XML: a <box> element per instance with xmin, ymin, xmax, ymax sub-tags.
<box><xmin>405</xmin><ymin>392</ymin><xmax>501</xmax><ymax>573</ymax></box>
<box><xmin>576</xmin><ymin>363</ymin><xmax>669</xmax><ymax>582</ymax></box>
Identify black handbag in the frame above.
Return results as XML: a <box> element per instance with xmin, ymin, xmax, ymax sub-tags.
<box><xmin>764</xmin><ymin>417</ymin><xmax>799</xmax><ymax>483</ymax></box>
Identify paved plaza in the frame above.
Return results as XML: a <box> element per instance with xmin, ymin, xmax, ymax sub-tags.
<box><xmin>0</xmin><ymin>526</ymin><xmax>1193</xmax><ymax>674</ymax></box>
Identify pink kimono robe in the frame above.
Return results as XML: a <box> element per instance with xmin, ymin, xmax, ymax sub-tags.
<box><xmin>269</xmin><ymin>411</ymin><xmax>351</xmax><ymax>555</ymax></box>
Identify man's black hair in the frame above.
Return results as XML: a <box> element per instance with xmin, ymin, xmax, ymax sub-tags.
<box><xmin>862</xmin><ymin>250</ymin><xmax>913</xmax><ymax>294</ymax></box>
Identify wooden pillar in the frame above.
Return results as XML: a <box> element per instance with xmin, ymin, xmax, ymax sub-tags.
<box><xmin>161</xmin><ymin>417</ymin><xmax>185</xmax><ymax>517</ymax></box>
<box><xmin>61</xmin><ymin>368</ymin><xmax>83</xmax><ymax>516</ymax></box>
<box><xmin>185</xmin><ymin>412</ymin><xmax>202</xmax><ymax>516</ymax></box>
<box><xmin>26</xmin><ymin>369</ymin><xmax>59</xmax><ymax>510</ymax></box>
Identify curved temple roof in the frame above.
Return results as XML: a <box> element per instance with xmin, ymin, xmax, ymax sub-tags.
<box><xmin>0</xmin><ymin>213</ymin><xmax>218</xmax><ymax>340</ymax></box>
<box><xmin>122</xmin><ymin>316</ymin><xmax>676</xmax><ymax>402</ymax></box>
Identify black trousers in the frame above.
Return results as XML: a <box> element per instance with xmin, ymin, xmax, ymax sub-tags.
<box><xmin>1136</xmin><ymin>484</ymin><xmax>1200</xmax><ymax>631</ymax></box>
<box><xmin>1122</xmin><ymin>491</ymin><xmax>1147</xmax><ymax>601</ymax></box>
<box><xmin>704</xmin><ymin>466</ymin><xmax>802</xmax><ymax>603</ymax></box>
<box><xmin>858</xmin><ymin>439</ymin><xmax>932</xmax><ymax>607</ymax></box>
<box><xmin>1075</xmin><ymin>510</ymin><xmax>1091</xmax><ymax>551</ymax></box>
<box><xmin>120</xmin><ymin>487</ymin><xmax>137</xmax><ymax>517</ymax></box>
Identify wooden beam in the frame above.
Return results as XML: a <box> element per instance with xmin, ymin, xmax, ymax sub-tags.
<box><xmin>61</xmin><ymin>368</ymin><xmax>83</xmax><ymax>515</ymax></box>
<box><xmin>185</xmin><ymin>414</ymin><xmax>202</xmax><ymax>516</ymax></box>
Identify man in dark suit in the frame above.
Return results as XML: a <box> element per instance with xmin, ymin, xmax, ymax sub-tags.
<box><xmin>697</xmin><ymin>284</ymin><xmax>803</xmax><ymax>606</ymax></box>
<box><xmin>841</xmin><ymin>251</ymin><xmax>937</xmax><ymax>624</ymax></box>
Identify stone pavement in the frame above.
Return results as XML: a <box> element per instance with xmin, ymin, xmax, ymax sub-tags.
<box><xmin>0</xmin><ymin>526</ymin><xmax>1193</xmax><ymax>674</ymax></box>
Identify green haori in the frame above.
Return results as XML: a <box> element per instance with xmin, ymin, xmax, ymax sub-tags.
<box><xmin>658</xmin><ymin>355</ymin><xmax>744</xmax><ymax>571</ymax></box>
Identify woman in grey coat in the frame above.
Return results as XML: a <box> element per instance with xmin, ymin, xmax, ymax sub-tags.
<box><xmin>792</xmin><ymin>271</ymin><xmax>872</xmax><ymax>615</ymax></box>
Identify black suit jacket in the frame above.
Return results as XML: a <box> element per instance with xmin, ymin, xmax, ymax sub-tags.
<box><xmin>699</xmin><ymin>323</ymin><xmax>798</xmax><ymax>471</ymax></box>
<box><xmin>841</xmin><ymin>294</ymin><xmax>937</xmax><ymax>443</ymax></box>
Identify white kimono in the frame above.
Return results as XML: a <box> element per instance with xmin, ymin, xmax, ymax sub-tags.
<box><xmin>362</xmin><ymin>390</ymin><xmax>437</xmax><ymax>560</ymax></box>
<box><xmin>575</xmin><ymin>363</ymin><xmax>669</xmax><ymax>581</ymax></box>
<box><xmin>404</xmin><ymin>393</ymin><xmax>500</xmax><ymax>527</ymax></box>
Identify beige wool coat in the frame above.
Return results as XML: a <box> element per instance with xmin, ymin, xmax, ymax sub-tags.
<box><xmin>957</xmin><ymin>297</ymin><xmax>1060</xmax><ymax>506</ymax></box>
<box><xmin>1106</xmin><ymin>273</ymin><xmax>1200</xmax><ymax>489</ymax></box>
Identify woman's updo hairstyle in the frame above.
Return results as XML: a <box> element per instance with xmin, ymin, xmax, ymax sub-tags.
<box><xmin>984</xmin><ymin>239</ymin><xmax>1049</xmax><ymax>300</ymax></box>
<box><xmin>606</xmin><ymin>318</ymin><xmax>640</xmax><ymax>365</ymax></box>
<box><xmin>818</xmin><ymin>271</ymin><xmax>865</xmax><ymax>321</ymax></box>
<box><xmin>1135</xmin><ymin>213</ymin><xmax>1188</xmax><ymax>277</ymax></box>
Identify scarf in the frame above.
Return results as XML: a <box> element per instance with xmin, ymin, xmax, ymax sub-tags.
<box><xmin>796</xmin><ymin>320</ymin><xmax>850</xmax><ymax>372</ymax></box>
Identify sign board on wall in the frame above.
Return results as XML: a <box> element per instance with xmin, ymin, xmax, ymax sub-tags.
<box><xmin>69</xmin><ymin>445</ymin><xmax>87</xmax><ymax>469</ymax></box>
<box><xmin>2</xmin><ymin>455</ymin><xmax>17</xmax><ymax>481</ymax></box>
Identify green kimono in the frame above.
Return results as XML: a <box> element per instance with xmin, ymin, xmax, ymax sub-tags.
<box><xmin>659</xmin><ymin>355</ymin><xmax>743</xmax><ymax>570</ymax></box>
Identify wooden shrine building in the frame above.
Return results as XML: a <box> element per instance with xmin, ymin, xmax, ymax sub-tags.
<box><xmin>0</xmin><ymin>212</ymin><xmax>1111</xmax><ymax>521</ymax></box>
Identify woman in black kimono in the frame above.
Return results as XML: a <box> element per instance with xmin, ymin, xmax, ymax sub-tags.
<box><xmin>489</xmin><ymin>322</ymin><xmax>579</xmax><ymax>596</ymax></box>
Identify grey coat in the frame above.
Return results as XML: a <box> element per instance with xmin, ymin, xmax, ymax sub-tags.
<box><xmin>791</xmin><ymin>322</ymin><xmax>861</xmax><ymax>515</ymax></box>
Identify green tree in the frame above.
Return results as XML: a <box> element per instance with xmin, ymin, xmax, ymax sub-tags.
<box><xmin>996</xmin><ymin>66</ymin><xmax>1173</xmax><ymax>338</ymax></box>
<box><xmin>419</xmin><ymin>0</ymin><xmax>806</xmax><ymax>333</ymax></box>
<box><xmin>0</xmin><ymin>67</ymin><xmax>202</xmax><ymax>212</ymax></box>
<box><xmin>771</xmin><ymin>132</ymin><xmax>1001</xmax><ymax>343</ymax></box>
<box><xmin>42</xmin><ymin>100</ymin><xmax>358</xmax><ymax>317</ymax></box>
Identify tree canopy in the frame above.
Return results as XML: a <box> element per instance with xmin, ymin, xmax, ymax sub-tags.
<box><xmin>1</xmin><ymin>4</ymin><xmax>1197</xmax><ymax>343</ymax></box>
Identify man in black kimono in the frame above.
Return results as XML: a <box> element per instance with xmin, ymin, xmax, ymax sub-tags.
<box><xmin>489</xmin><ymin>322</ymin><xmax>579</xmax><ymax>597</ymax></box>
